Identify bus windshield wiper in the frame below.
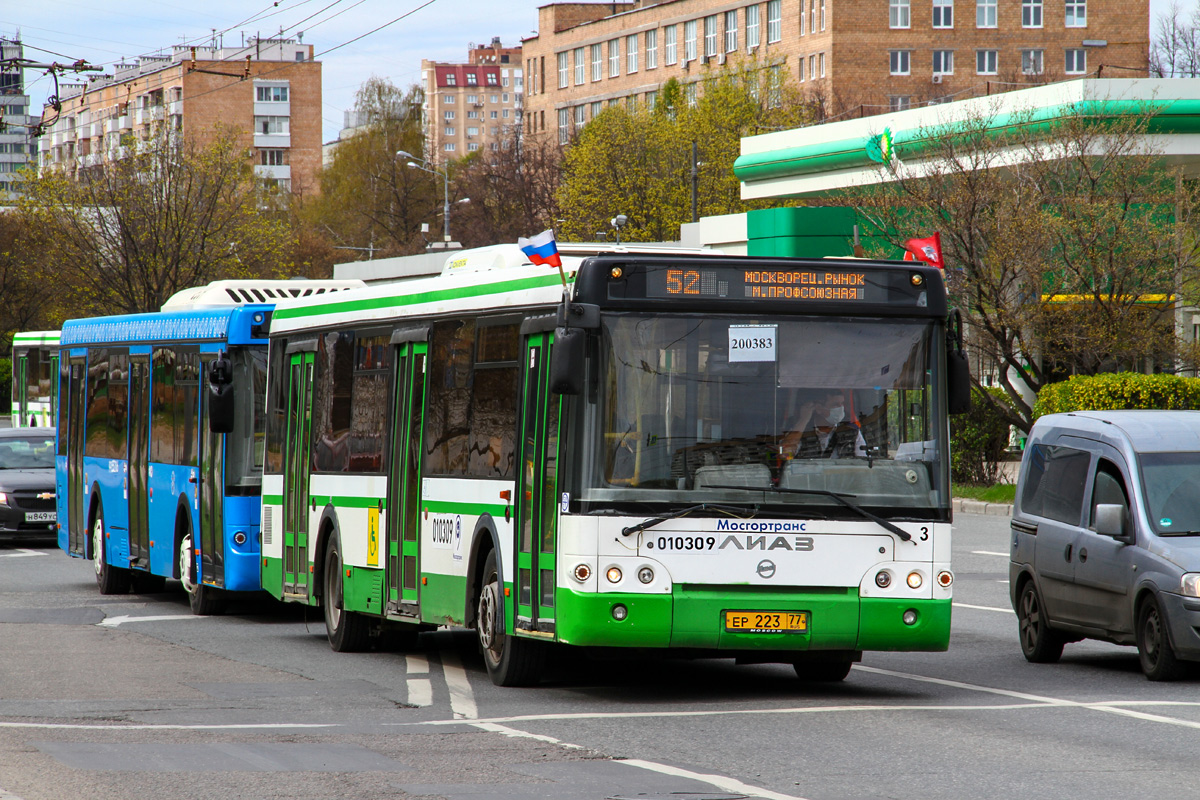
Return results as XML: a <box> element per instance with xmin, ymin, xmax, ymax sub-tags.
<box><xmin>621</xmin><ymin>503</ymin><xmax>752</xmax><ymax>537</ymax></box>
<box><xmin>705</xmin><ymin>484</ymin><xmax>912</xmax><ymax>542</ymax></box>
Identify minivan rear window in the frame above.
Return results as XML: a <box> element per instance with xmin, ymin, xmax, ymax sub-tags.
<box><xmin>1021</xmin><ymin>444</ymin><xmax>1090</xmax><ymax>524</ymax></box>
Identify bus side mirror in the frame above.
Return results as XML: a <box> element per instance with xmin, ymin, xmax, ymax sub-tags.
<box><xmin>208</xmin><ymin>353</ymin><xmax>235</xmax><ymax>434</ymax></box>
<box><xmin>947</xmin><ymin>349</ymin><xmax>971</xmax><ymax>415</ymax></box>
<box><xmin>550</xmin><ymin>327</ymin><xmax>585</xmax><ymax>395</ymax></box>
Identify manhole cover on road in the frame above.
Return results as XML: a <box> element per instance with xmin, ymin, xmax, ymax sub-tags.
<box><xmin>607</xmin><ymin>794</ymin><xmax>748</xmax><ymax>800</ymax></box>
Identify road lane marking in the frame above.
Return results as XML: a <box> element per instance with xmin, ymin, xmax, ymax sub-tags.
<box><xmin>438</xmin><ymin>650</ymin><xmax>478</xmax><ymax>720</ymax></box>
<box><xmin>0</xmin><ymin>786</ymin><xmax>27</xmax><ymax>800</ymax></box>
<box><xmin>616</xmin><ymin>759</ymin><xmax>807</xmax><ymax>800</ymax></box>
<box><xmin>971</xmin><ymin>550</ymin><xmax>1009</xmax><ymax>557</ymax></box>
<box><xmin>407</xmin><ymin>678</ymin><xmax>432</xmax><ymax>707</ymax></box>
<box><xmin>953</xmin><ymin>602</ymin><xmax>1014</xmax><ymax>614</ymax></box>
<box><xmin>406</xmin><ymin>654</ymin><xmax>429</xmax><ymax>674</ymax></box>
<box><xmin>98</xmin><ymin>614</ymin><xmax>198</xmax><ymax>627</ymax></box>
<box><xmin>0</xmin><ymin>549</ymin><xmax>46</xmax><ymax>558</ymax></box>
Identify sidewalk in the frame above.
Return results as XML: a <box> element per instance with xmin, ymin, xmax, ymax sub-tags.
<box><xmin>952</xmin><ymin>497</ymin><xmax>1013</xmax><ymax>516</ymax></box>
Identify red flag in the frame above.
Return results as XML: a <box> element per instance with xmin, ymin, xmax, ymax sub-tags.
<box><xmin>904</xmin><ymin>233</ymin><xmax>943</xmax><ymax>269</ymax></box>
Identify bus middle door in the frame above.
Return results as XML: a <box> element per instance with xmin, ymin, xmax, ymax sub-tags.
<box><xmin>197</xmin><ymin>354</ymin><xmax>225</xmax><ymax>588</ymax></box>
<box><xmin>127</xmin><ymin>354</ymin><xmax>151</xmax><ymax>569</ymax></box>
<box><xmin>386</xmin><ymin>339</ymin><xmax>427</xmax><ymax>618</ymax></box>
<box><xmin>65</xmin><ymin>354</ymin><xmax>87</xmax><ymax>556</ymax></box>
<box><xmin>282</xmin><ymin>349</ymin><xmax>316</xmax><ymax>600</ymax></box>
<box><xmin>513</xmin><ymin>331</ymin><xmax>560</xmax><ymax>639</ymax></box>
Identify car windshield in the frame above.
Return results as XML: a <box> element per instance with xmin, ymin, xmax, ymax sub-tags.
<box><xmin>0</xmin><ymin>434</ymin><xmax>55</xmax><ymax>469</ymax></box>
<box><xmin>570</xmin><ymin>313</ymin><xmax>950</xmax><ymax>517</ymax></box>
<box><xmin>1139</xmin><ymin>451</ymin><xmax>1200</xmax><ymax>534</ymax></box>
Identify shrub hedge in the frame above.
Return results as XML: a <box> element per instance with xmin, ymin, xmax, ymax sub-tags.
<box><xmin>950</xmin><ymin>385</ymin><xmax>1013</xmax><ymax>485</ymax></box>
<box><xmin>1033</xmin><ymin>372</ymin><xmax>1200</xmax><ymax>419</ymax></box>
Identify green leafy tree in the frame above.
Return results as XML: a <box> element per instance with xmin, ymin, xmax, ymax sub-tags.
<box><xmin>19</xmin><ymin>124</ymin><xmax>288</xmax><ymax>316</ymax></box>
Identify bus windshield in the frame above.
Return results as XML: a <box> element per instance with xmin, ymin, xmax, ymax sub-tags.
<box><xmin>225</xmin><ymin>346</ymin><xmax>268</xmax><ymax>494</ymax></box>
<box><xmin>578</xmin><ymin>313</ymin><xmax>949</xmax><ymax>517</ymax></box>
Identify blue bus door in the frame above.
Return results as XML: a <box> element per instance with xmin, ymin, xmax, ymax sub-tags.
<box><xmin>127</xmin><ymin>355</ymin><xmax>151</xmax><ymax>568</ymax></box>
<box><xmin>66</xmin><ymin>355</ymin><xmax>87</xmax><ymax>556</ymax></box>
<box><xmin>198</xmin><ymin>354</ymin><xmax>225</xmax><ymax>588</ymax></box>
<box><xmin>513</xmin><ymin>332</ymin><xmax>559</xmax><ymax>638</ymax></box>
<box><xmin>282</xmin><ymin>351</ymin><xmax>315</xmax><ymax>599</ymax></box>
<box><xmin>386</xmin><ymin>341</ymin><xmax>427</xmax><ymax>617</ymax></box>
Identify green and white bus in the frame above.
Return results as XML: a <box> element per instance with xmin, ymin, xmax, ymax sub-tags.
<box><xmin>260</xmin><ymin>244</ymin><xmax>969</xmax><ymax>685</ymax></box>
<box><xmin>11</xmin><ymin>330</ymin><xmax>60</xmax><ymax>428</ymax></box>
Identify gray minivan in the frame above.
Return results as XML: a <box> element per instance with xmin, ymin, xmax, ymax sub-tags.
<box><xmin>1010</xmin><ymin>410</ymin><xmax>1200</xmax><ymax>680</ymax></box>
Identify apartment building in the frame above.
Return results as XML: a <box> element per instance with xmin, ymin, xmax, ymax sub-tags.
<box><xmin>37</xmin><ymin>37</ymin><xmax>322</xmax><ymax>195</ymax></box>
<box><xmin>522</xmin><ymin>0</ymin><xmax>1148</xmax><ymax>141</ymax></box>
<box><xmin>422</xmin><ymin>37</ymin><xmax>523</xmax><ymax>165</ymax></box>
<box><xmin>0</xmin><ymin>38</ymin><xmax>38</xmax><ymax>198</ymax></box>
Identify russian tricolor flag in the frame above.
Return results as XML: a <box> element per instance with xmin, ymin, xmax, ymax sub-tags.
<box><xmin>518</xmin><ymin>229</ymin><xmax>562</xmax><ymax>269</ymax></box>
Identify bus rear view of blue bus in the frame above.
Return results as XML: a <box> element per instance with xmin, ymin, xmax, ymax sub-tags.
<box><xmin>54</xmin><ymin>280</ymin><xmax>364</xmax><ymax>614</ymax></box>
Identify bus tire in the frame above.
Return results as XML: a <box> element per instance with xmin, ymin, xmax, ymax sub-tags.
<box><xmin>323</xmin><ymin>533</ymin><xmax>369</xmax><ymax>652</ymax></box>
<box><xmin>793</xmin><ymin>655</ymin><xmax>854</xmax><ymax>682</ymax></box>
<box><xmin>179</xmin><ymin>528</ymin><xmax>227</xmax><ymax>616</ymax></box>
<box><xmin>93</xmin><ymin>509</ymin><xmax>130</xmax><ymax>595</ymax></box>
<box><xmin>477</xmin><ymin>550</ymin><xmax>543</xmax><ymax>687</ymax></box>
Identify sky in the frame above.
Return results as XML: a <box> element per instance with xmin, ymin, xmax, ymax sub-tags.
<box><xmin>4</xmin><ymin>0</ymin><xmax>1180</xmax><ymax>144</ymax></box>
<box><xmin>4</xmin><ymin>0</ymin><xmax>545</xmax><ymax>144</ymax></box>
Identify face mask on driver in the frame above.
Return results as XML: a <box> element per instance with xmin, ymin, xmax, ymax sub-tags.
<box><xmin>825</xmin><ymin>406</ymin><xmax>845</xmax><ymax>426</ymax></box>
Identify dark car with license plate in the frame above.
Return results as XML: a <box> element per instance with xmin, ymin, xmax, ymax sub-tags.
<box><xmin>0</xmin><ymin>428</ymin><xmax>57</xmax><ymax>541</ymax></box>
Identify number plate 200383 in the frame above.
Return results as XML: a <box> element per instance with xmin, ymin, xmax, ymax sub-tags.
<box><xmin>724</xmin><ymin>610</ymin><xmax>808</xmax><ymax>633</ymax></box>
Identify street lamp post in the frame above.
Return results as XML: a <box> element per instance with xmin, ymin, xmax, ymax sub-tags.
<box><xmin>397</xmin><ymin>149</ymin><xmax>450</xmax><ymax>243</ymax></box>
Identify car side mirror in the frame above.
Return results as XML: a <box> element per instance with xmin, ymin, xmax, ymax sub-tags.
<box><xmin>1094</xmin><ymin>503</ymin><xmax>1133</xmax><ymax>543</ymax></box>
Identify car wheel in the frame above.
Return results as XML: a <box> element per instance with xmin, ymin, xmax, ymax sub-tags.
<box><xmin>93</xmin><ymin>510</ymin><xmax>130</xmax><ymax>595</ymax></box>
<box><xmin>1137</xmin><ymin>594</ymin><xmax>1188</xmax><ymax>682</ymax></box>
<box><xmin>1017</xmin><ymin>580</ymin><xmax>1064</xmax><ymax>663</ymax></box>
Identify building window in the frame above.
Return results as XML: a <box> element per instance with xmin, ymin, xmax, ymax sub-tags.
<box><xmin>767</xmin><ymin>65</ymin><xmax>783</xmax><ymax>107</ymax></box>
<box><xmin>645</xmin><ymin>90</ymin><xmax>657</xmax><ymax>108</ymax></box>
<box><xmin>255</xmin><ymin>85</ymin><xmax>288</xmax><ymax>102</ymax></box>
<box><xmin>591</xmin><ymin>100</ymin><xmax>602</xmax><ymax>118</ymax></box>
<box><xmin>490</xmin><ymin>110</ymin><xmax>498</xmax><ymax>118</ymax></box>
<box><xmin>445</xmin><ymin>142</ymin><xmax>456</xmax><ymax>152</ymax></box>
<box><xmin>647</xmin><ymin>29</ymin><xmax>658</xmax><ymax>68</ymax></box>
<box><xmin>444</xmin><ymin>110</ymin><xmax>455</xmax><ymax>119</ymax></box>
<box><xmin>557</xmin><ymin>52</ymin><xmax>568</xmax><ymax>88</ymax></box>
<box><xmin>767</xmin><ymin>0</ymin><xmax>782</xmax><ymax>42</ymax></box>
<box><xmin>445</xmin><ymin>126</ymin><xmax>456</xmax><ymax>135</ymax></box>
<box><xmin>704</xmin><ymin>15</ymin><xmax>718</xmax><ymax>57</ymax></box>
<box><xmin>1066</xmin><ymin>0</ymin><xmax>1087</xmax><ymax>27</ymax></box>
<box><xmin>574</xmin><ymin>48</ymin><xmax>585</xmax><ymax>85</ymax></box>
<box><xmin>628</xmin><ymin>34</ymin><xmax>639</xmax><ymax>72</ymax></box>
<box><xmin>1065</xmin><ymin>48</ymin><xmax>1086</xmax><ymax>74</ymax></box>
<box><xmin>800</xmin><ymin>1</ymin><xmax>806</xmax><ymax>34</ymax></box>
<box><xmin>558</xmin><ymin>108</ymin><xmax>569</xmax><ymax>144</ymax></box>
<box><xmin>445</xmin><ymin>74</ymin><xmax>457</xmax><ymax>86</ymax></box>
<box><xmin>467</xmin><ymin>94</ymin><xmax>479</xmax><ymax>104</ymax></box>
<box><xmin>1022</xmin><ymin>0</ymin><xmax>1043</xmax><ymax>27</ymax></box>
<box><xmin>811</xmin><ymin>0</ymin><xmax>818</xmax><ymax>33</ymax></box>
<box><xmin>608</xmin><ymin>39</ymin><xmax>620</xmax><ymax>77</ymax></box>
<box><xmin>809</xmin><ymin>53</ymin><xmax>817</xmax><ymax>80</ymax></box>
<box><xmin>466</xmin><ymin>72</ymin><xmax>478</xmax><ymax>85</ymax></box>
<box><xmin>443</xmin><ymin>95</ymin><xmax>455</xmax><ymax>104</ymax></box>
<box><xmin>486</xmin><ymin>72</ymin><xmax>498</xmax><ymax>85</ymax></box>
<box><xmin>890</xmin><ymin>0</ymin><xmax>911</xmax><ymax>28</ymax></box>
<box><xmin>890</xmin><ymin>96</ymin><xmax>913</xmax><ymax>112</ymax></box>
<box><xmin>725</xmin><ymin>10</ymin><xmax>738</xmax><ymax>51</ymax></box>
<box><xmin>574</xmin><ymin>105</ymin><xmax>585</xmax><ymax>127</ymax></box>
<box><xmin>933</xmin><ymin>0</ymin><xmax>953</xmax><ymax>28</ymax></box>
<box><xmin>686</xmin><ymin>82</ymin><xmax>697</xmax><ymax>107</ymax></box>
<box><xmin>746</xmin><ymin>5</ymin><xmax>760</xmax><ymax>48</ymax></box>
<box><xmin>820</xmin><ymin>51</ymin><xmax>826</xmax><ymax>76</ymax></box>
<box><xmin>255</xmin><ymin>116</ymin><xmax>289</xmax><ymax>134</ymax></box>
<box><xmin>977</xmin><ymin>0</ymin><xmax>997</xmax><ymax>27</ymax></box>
<box><xmin>889</xmin><ymin>50</ymin><xmax>911</xmax><ymax>75</ymax></box>
<box><xmin>467</xmin><ymin>126</ymin><xmax>479</xmax><ymax>136</ymax></box>
<box><xmin>977</xmin><ymin>49</ymin><xmax>998</xmax><ymax>74</ymax></box>
<box><xmin>591</xmin><ymin>44</ymin><xmax>602</xmax><ymax>81</ymax></box>
<box><xmin>665</xmin><ymin>25</ymin><xmax>678</xmax><ymax>64</ymax></box>
<box><xmin>467</xmin><ymin>110</ymin><xmax>479</xmax><ymax>119</ymax></box>
<box><xmin>489</xmin><ymin>94</ymin><xmax>499</xmax><ymax>103</ymax></box>
<box><xmin>260</xmin><ymin>149</ymin><xmax>287</xmax><ymax>166</ymax></box>
<box><xmin>933</xmin><ymin>50</ymin><xmax>954</xmax><ymax>74</ymax></box>
<box><xmin>1022</xmin><ymin>49</ymin><xmax>1044</xmax><ymax>74</ymax></box>
<box><xmin>821</xmin><ymin>0</ymin><xmax>826</xmax><ymax>31</ymax></box>
<box><xmin>799</xmin><ymin>57</ymin><xmax>805</xmax><ymax>81</ymax></box>
<box><xmin>685</xmin><ymin>19</ymin><xmax>697</xmax><ymax>61</ymax></box>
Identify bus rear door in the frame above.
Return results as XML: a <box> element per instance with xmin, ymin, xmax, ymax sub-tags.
<box><xmin>127</xmin><ymin>354</ymin><xmax>151</xmax><ymax>569</ymax></box>
<box><xmin>66</xmin><ymin>354</ymin><xmax>87</xmax><ymax>556</ymax></box>
<box><xmin>198</xmin><ymin>354</ymin><xmax>225</xmax><ymax>588</ymax></box>
<box><xmin>386</xmin><ymin>340</ymin><xmax>427</xmax><ymax>618</ymax></box>
<box><xmin>282</xmin><ymin>350</ymin><xmax>315</xmax><ymax>600</ymax></box>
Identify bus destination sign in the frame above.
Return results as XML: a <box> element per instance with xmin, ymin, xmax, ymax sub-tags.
<box><xmin>644</xmin><ymin>265</ymin><xmax>900</xmax><ymax>304</ymax></box>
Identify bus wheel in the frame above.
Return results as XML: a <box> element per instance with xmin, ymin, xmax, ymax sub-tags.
<box><xmin>793</xmin><ymin>655</ymin><xmax>853</xmax><ymax>682</ymax></box>
<box><xmin>324</xmin><ymin>534</ymin><xmax>369</xmax><ymax>652</ymax></box>
<box><xmin>477</xmin><ymin>550</ymin><xmax>543</xmax><ymax>687</ymax></box>
<box><xmin>179</xmin><ymin>529</ymin><xmax>227</xmax><ymax>616</ymax></box>
<box><xmin>93</xmin><ymin>511</ymin><xmax>130</xmax><ymax>595</ymax></box>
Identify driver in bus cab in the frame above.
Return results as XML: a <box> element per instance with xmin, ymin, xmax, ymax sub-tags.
<box><xmin>781</xmin><ymin>389</ymin><xmax>866</xmax><ymax>459</ymax></box>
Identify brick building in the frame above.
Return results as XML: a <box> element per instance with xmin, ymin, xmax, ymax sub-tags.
<box><xmin>522</xmin><ymin>0</ymin><xmax>1148</xmax><ymax>141</ymax></box>
<box><xmin>37</xmin><ymin>37</ymin><xmax>322</xmax><ymax>195</ymax></box>
<box><xmin>422</xmin><ymin>37</ymin><xmax>524</xmax><ymax>166</ymax></box>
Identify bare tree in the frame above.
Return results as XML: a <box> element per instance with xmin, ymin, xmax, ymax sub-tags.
<box><xmin>1151</xmin><ymin>2</ymin><xmax>1200</xmax><ymax>77</ymax></box>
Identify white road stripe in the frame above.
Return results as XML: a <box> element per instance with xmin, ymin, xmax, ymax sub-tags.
<box><xmin>406</xmin><ymin>654</ymin><xmax>429</xmax><ymax>674</ymax></box>
<box><xmin>438</xmin><ymin>650</ymin><xmax>478</xmax><ymax>720</ymax></box>
<box><xmin>0</xmin><ymin>549</ymin><xmax>45</xmax><ymax>558</ymax></box>
<box><xmin>0</xmin><ymin>721</ymin><xmax>335</xmax><ymax>730</ymax></box>
<box><xmin>98</xmin><ymin>614</ymin><xmax>198</xmax><ymax>627</ymax></box>
<box><xmin>407</xmin><ymin>678</ymin><xmax>432</xmax><ymax>707</ymax></box>
<box><xmin>616</xmin><ymin>759</ymin><xmax>808</xmax><ymax>800</ymax></box>
<box><xmin>953</xmin><ymin>601</ymin><xmax>1014</xmax><ymax>614</ymax></box>
<box><xmin>971</xmin><ymin>550</ymin><xmax>1009</xmax><ymax>557</ymax></box>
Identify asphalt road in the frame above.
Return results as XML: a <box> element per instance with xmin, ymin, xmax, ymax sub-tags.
<box><xmin>2</xmin><ymin>514</ymin><xmax>1199</xmax><ymax>800</ymax></box>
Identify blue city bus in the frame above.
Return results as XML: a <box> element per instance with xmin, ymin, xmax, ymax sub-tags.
<box><xmin>55</xmin><ymin>280</ymin><xmax>363</xmax><ymax>613</ymax></box>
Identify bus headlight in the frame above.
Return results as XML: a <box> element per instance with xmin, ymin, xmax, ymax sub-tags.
<box><xmin>638</xmin><ymin>567</ymin><xmax>654</xmax><ymax>584</ymax></box>
<box><xmin>875</xmin><ymin>570</ymin><xmax>892</xmax><ymax>588</ymax></box>
<box><xmin>611</xmin><ymin>604</ymin><xmax>628</xmax><ymax>620</ymax></box>
<box><xmin>903</xmin><ymin>609</ymin><xmax>919</xmax><ymax>625</ymax></box>
<box><xmin>906</xmin><ymin>571</ymin><xmax>924</xmax><ymax>590</ymax></box>
<box><xmin>1182</xmin><ymin>573</ymin><xmax>1200</xmax><ymax>597</ymax></box>
<box><xmin>606</xmin><ymin>566</ymin><xmax>623</xmax><ymax>584</ymax></box>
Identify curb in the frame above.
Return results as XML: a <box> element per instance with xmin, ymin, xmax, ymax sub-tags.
<box><xmin>952</xmin><ymin>498</ymin><xmax>1013</xmax><ymax>517</ymax></box>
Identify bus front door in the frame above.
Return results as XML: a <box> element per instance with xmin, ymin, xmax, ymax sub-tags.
<box><xmin>127</xmin><ymin>354</ymin><xmax>151</xmax><ymax>569</ymax></box>
<box><xmin>198</xmin><ymin>354</ymin><xmax>225</xmax><ymax>588</ymax></box>
<box><xmin>282</xmin><ymin>351</ymin><xmax>315</xmax><ymax>600</ymax></box>
<box><xmin>386</xmin><ymin>342</ymin><xmax>427</xmax><ymax>617</ymax></box>
<box><xmin>66</xmin><ymin>355</ymin><xmax>87</xmax><ymax>556</ymax></box>
<box><xmin>513</xmin><ymin>332</ymin><xmax>560</xmax><ymax>638</ymax></box>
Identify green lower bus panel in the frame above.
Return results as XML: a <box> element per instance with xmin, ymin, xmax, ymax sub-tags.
<box><xmin>261</xmin><ymin>557</ymin><xmax>284</xmax><ymax>599</ymax></box>
<box><xmin>420</xmin><ymin>573</ymin><xmax>468</xmax><ymax>627</ymax></box>
<box><xmin>555</xmin><ymin>587</ymin><xmax>674</xmax><ymax>647</ymax></box>
<box><xmin>343</xmin><ymin>567</ymin><xmax>384</xmax><ymax>616</ymax></box>
<box><xmin>858</xmin><ymin>596</ymin><xmax>951</xmax><ymax>651</ymax></box>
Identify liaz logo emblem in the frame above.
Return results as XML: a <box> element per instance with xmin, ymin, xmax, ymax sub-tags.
<box><xmin>756</xmin><ymin>560</ymin><xmax>777</xmax><ymax>579</ymax></box>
